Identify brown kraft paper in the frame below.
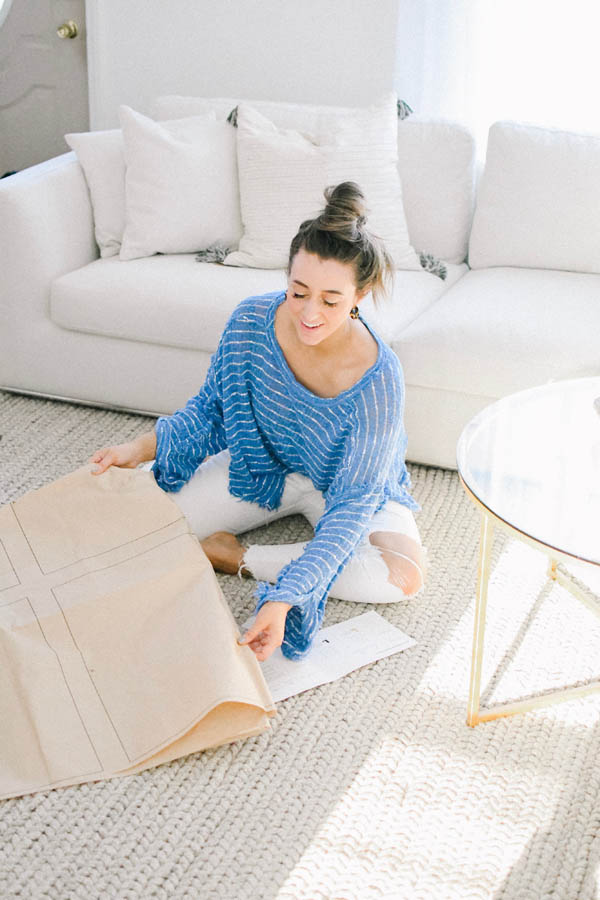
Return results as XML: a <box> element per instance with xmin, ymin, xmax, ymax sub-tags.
<box><xmin>0</xmin><ymin>464</ymin><xmax>276</xmax><ymax>801</ymax></box>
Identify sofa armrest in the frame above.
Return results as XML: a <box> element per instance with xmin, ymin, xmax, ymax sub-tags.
<box><xmin>0</xmin><ymin>152</ymin><xmax>98</xmax><ymax>327</ymax></box>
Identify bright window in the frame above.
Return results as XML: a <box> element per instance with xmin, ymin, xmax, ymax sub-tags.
<box><xmin>395</xmin><ymin>0</ymin><xmax>600</xmax><ymax>162</ymax></box>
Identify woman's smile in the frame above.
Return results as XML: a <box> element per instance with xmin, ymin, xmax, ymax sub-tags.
<box><xmin>300</xmin><ymin>320</ymin><xmax>323</xmax><ymax>332</ymax></box>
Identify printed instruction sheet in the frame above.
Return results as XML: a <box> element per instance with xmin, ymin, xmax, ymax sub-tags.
<box><xmin>240</xmin><ymin>610</ymin><xmax>416</xmax><ymax>702</ymax></box>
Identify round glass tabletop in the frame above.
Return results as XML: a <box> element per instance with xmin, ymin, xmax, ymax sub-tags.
<box><xmin>456</xmin><ymin>376</ymin><xmax>600</xmax><ymax>566</ymax></box>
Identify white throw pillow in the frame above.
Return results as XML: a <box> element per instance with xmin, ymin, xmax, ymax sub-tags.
<box><xmin>64</xmin><ymin>128</ymin><xmax>127</xmax><ymax>258</ymax></box>
<box><xmin>224</xmin><ymin>98</ymin><xmax>421</xmax><ymax>271</ymax></box>
<box><xmin>468</xmin><ymin>120</ymin><xmax>600</xmax><ymax>273</ymax></box>
<box><xmin>66</xmin><ymin>110</ymin><xmax>219</xmax><ymax>259</ymax></box>
<box><xmin>118</xmin><ymin>105</ymin><xmax>243</xmax><ymax>261</ymax></box>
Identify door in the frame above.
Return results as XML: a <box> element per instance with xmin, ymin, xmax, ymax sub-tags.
<box><xmin>0</xmin><ymin>0</ymin><xmax>88</xmax><ymax>177</ymax></box>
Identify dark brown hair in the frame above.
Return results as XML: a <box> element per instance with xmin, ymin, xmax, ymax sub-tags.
<box><xmin>287</xmin><ymin>181</ymin><xmax>395</xmax><ymax>306</ymax></box>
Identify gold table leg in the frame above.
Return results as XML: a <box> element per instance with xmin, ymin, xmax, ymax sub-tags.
<box><xmin>465</xmin><ymin>501</ymin><xmax>600</xmax><ymax>726</ymax></box>
<box><xmin>467</xmin><ymin>512</ymin><xmax>495</xmax><ymax>726</ymax></box>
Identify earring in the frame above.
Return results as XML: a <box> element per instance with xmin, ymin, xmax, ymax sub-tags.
<box><xmin>349</xmin><ymin>306</ymin><xmax>360</xmax><ymax>319</ymax></box>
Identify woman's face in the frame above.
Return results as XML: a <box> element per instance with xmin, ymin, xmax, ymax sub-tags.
<box><xmin>286</xmin><ymin>249</ymin><xmax>368</xmax><ymax>347</ymax></box>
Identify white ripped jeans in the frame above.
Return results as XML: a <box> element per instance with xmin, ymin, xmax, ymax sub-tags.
<box><xmin>147</xmin><ymin>449</ymin><xmax>425</xmax><ymax>604</ymax></box>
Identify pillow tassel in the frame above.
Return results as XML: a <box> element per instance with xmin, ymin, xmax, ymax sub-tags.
<box><xmin>418</xmin><ymin>251</ymin><xmax>447</xmax><ymax>280</ymax></box>
<box><xmin>195</xmin><ymin>244</ymin><xmax>232</xmax><ymax>264</ymax></box>
<box><xmin>397</xmin><ymin>99</ymin><xmax>413</xmax><ymax>120</ymax></box>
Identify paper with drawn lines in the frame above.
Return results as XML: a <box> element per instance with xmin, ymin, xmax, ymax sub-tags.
<box><xmin>0</xmin><ymin>464</ymin><xmax>276</xmax><ymax>802</ymax></box>
<box><xmin>240</xmin><ymin>610</ymin><xmax>416</xmax><ymax>702</ymax></box>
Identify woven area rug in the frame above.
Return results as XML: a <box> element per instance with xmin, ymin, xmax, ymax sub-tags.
<box><xmin>1</xmin><ymin>389</ymin><xmax>600</xmax><ymax>900</ymax></box>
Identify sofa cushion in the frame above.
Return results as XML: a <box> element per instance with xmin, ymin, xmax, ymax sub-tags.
<box><xmin>223</xmin><ymin>98</ymin><xmax>421</xmax><ymax>272</ymax></box>
<box><xmin>49</xmin><ymin>255</ymin><xmax>467</xmax><ymax>353</ymax></box>
<box><xmin>395</xmin><ymin>267</ymin><xmax>600</xmax><ymax>398</ymax></box>
<box><xmin>396</xmin><ymin>115</ymin><xmax>475</xmax><ymax>266</ymax></box>
<box><xmin>469</xmin><ymin>121</ymin><xmax>600</xmax><ymax>273</ymax></box>
<box><xmin>359</xmin><ymin>262</ymin><xmax>468</xmax><ymax>342</ymax></box>
<box><xmin>50</xmin><ymin>256</ymin><xmax>285</xmax><ymax>352</ymax></box>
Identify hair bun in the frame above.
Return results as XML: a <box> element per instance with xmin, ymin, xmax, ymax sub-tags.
<box><xmin>321</xmin><ymin>181</ymin><xmax>369</xmax><ymax>232</ymax></box>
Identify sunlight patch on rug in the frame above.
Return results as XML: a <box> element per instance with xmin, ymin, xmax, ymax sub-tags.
<box><xmin>276</xmin><ymin>724</ymin><xmax>565</xmax><ymax>900</ymax></box>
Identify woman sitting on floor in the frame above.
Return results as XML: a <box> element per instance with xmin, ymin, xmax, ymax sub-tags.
<box><xmin>89</xmin><ymin>181</ymin><xmax>427</xmax><ymax>662</ymax></box>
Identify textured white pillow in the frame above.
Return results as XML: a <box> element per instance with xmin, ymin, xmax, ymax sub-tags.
<box><xmin>224</xmin><ymin>98</ymin><xmax>421</xmax><ymax>271</ymax></box>
<box><xmin>469</xmin><ymin>120</ymin><xmax>600</xmax><ymax>273</ymax></box>
<box><xmin>118</xmin><ymin>106</ymin><xmax>242</xmax><ymax>261</ymax></box>
<box><xmin>64</xmin><ymin>128</ymin><xmax>127</xmax><ymax>258</ymax></box>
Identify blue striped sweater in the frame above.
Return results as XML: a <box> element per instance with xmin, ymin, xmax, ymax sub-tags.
<box><xmin>152</xmin><ymin>290</ymin><xmax>418</xmax><ymax>660</ymax></box>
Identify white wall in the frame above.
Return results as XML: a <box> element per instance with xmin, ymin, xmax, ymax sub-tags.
<box><xmin>86</xmin><ymin>0</ymin><xmax>400</xmax><ymax>129</ymax></box>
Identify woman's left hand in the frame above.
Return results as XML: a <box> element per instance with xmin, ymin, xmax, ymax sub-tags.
<box><xmin>237</xmin><ymin>601</ymin><xmax>292</xmax><ymax>662</ymax></box>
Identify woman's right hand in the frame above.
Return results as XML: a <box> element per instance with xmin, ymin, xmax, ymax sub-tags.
<box><xmin>88</xmin><ymin>441</ymin><xmax>144</xmax><ymax>476</ymax></box>
<box><xmin>88</xmin><ymin>430</ymin><xmax>157</xmax><ymax>476</ymax></box>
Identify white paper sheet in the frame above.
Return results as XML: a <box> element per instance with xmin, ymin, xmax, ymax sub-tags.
<box><xmin>239</xmin><ymin>610</ymin><xmax>417</xmax><ymax>702</ymax></box>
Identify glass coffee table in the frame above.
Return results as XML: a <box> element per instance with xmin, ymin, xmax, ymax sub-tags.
<box><xmin>457</xmin><ymin>376</ymin><xmax>600</xmax><ymax>726</ymax></box>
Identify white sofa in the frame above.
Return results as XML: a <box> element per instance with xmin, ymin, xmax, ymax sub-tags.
<box><xmin>1</xmin><ymin>107</ymin><xmax>599</xmax><ymax>470</ymax></box>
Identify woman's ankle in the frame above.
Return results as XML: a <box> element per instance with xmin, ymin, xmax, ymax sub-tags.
<box><xmin>200</xmin><ymin>531</ymin><xmax>246</xmax><ymax>575</ymax></box>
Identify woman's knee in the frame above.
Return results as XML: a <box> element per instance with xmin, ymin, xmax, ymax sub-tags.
<box><xmin>368</xmin><ymin>531</ymin><xmax>427</xmax><ymax>597</ymax></box>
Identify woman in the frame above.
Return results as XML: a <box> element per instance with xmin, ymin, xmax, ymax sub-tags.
<box><xmin>89</xmin><ymin>182</ymin><xmax>427</xmax><ymax>663</ymax></box>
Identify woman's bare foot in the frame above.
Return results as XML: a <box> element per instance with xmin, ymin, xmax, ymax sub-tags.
<box><xmin>201</xmin><ymin>531</ymin><xmax>249</xmax><ymax>576</ymax></box>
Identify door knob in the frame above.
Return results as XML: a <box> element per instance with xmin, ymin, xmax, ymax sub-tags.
<box><xmin>57</xmin><ymin>20</ymin><xmax>78</xmax><ymax>39</ymax></box>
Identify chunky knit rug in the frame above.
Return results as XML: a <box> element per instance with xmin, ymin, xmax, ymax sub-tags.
<box><xmin>1</xmin><ymin>389</ymin><xmax>600</xmax><ymax>900</ymax></box>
